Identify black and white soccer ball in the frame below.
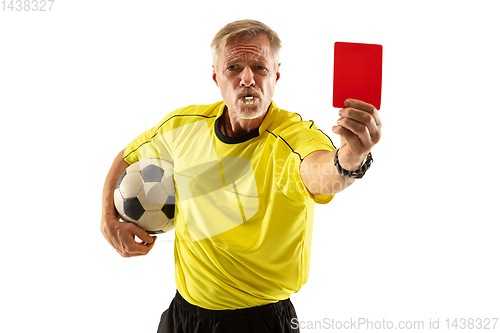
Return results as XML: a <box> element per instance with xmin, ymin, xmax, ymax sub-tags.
<box><xmin>114</xmin><ymin>158</ymin><xmax>175</xmax><ymax>234</ymax></box>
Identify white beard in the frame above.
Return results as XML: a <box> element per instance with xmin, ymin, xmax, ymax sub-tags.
<box><xmin>236</xmin><ymin>105</ymin><xmax>267</xmax><ymax>120</ymax></box>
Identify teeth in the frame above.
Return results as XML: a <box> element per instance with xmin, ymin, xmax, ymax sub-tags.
<box><xmin>245</xmin><ymin>96</ymin><xmax>254</xmax><ymax>105</ymax></box>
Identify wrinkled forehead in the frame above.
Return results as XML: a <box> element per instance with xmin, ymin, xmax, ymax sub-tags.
<box><xmin>221</xmin><ymin>35</ymin><xmax>274</xmax><ymax>64</ymax></box>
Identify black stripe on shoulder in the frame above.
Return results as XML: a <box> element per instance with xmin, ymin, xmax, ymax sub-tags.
<box><xmin>291</xmin><ymin>111</ymin><xmax>333</xmax><ymax>144</ymax></box>
<box><xmin>293</xmin><ymin>112</ymin><xmax>304</xmax><ymax>122</ymax></box>
<box><xmin>300</xmin><ymin>117</ymin><xmax>337</xmax><ymax>150</ymax></box>
<box><xmin>125</xmin><ymin>113</ymin><xmax>216</xmax><ymax>160</ymax></box>
<box><xmin>265</xmin><ymin>130</ymin><xmax>304</xmax><ymax>160</ymax></box>
<box><xmin>266</xmin><ymin>130</ymin><xmax>277</xmax><ymax>138</ymax></box>
<box><xmin>157</xmin><ymin>114</ymin><xmax>217</xmax><ymax>131</ymax></box>
<box><xmin>124</xmin><ymin>141</ymin><xmax>150</xmax><ymax>160</ymax></box>
<box><xmin>316</xmin><ymin>128</ymin><xmax>336</xmax><ymax>150</ymax></box>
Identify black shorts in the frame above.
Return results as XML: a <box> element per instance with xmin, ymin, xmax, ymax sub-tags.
<box><xmin>157</xmin><ymin>291</ymin><xmax>300</xmax><ymax>333</ymax></box>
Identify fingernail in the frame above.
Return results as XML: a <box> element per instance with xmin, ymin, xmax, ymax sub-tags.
<box><xmin>339</xmin><ymin>109</ymin><xmax>343</xmax><ymax>116</ymax></box>
<box><xmin>345</xmin><ymin>99</ymin><xmax>352</xmax><ymax>107</ymax></box>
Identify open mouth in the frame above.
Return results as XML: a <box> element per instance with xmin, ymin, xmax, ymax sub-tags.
<box><xmin>239</xmin><ymin>91</ymin><xmax>259</xmax><ymax>105</ymax></box>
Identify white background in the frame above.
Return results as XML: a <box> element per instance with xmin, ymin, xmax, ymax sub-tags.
<box><xmin>1</xmin><ymin>0</ymin><xmax>499</xmax><ymax>332</ymax></box>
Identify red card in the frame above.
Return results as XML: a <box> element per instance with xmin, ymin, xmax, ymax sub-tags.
<box><xmin>333</xmin><ymin>42</ymin><xmax>383</xmax><ymax>110</ymax></box>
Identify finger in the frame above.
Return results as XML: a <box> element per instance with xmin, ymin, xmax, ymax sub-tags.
<box><xmin>143</xmin><ymin>236</ymin><xmax>157</xmax><ymax>249</ymax></box>
<box><xmin>119</xmin><ymin>223</ymin><xmax>155</xmax><ymax>257</ymax></box>
<box><xmin>332</xmin><ymin>124</ymin><xmax>363</xmax><ymax>153</ymax></box>
<box><xmin>138</xmin><ymin>235</ymin><xmax>157</xmax><ymax>245</ymax></box>
<box><xmin>336</xmin><ymin>117</ymin><xmax>372</xmax><ymax>149</ymax></box>
<box><xmin>122</xmin><ymin>235</ymin><xmax>152</xmax><ymax>256</ymax></box>
<box><xmin>339</xmin><ymin>108</ymin><xmax>381</xmax><ymax>143</ymax></box>
<box><xmin>344</xmin><ymin>99</ymin><xmax>377</xmax><ymax>113</ymax></box>
<box><xmin>372</xmin><ymin>109</ymin><xmax>382</xmax><ymax>127</ymax></box>
<box><xmin>129</xmin><ymin>223</ymin><xmax>154</xmax><ymax>244</ymax></box>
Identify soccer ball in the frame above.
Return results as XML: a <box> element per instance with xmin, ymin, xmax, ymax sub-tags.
<box><xmin>114</xmin><ymin>158</ymin><xmax>175</xmax><ymax>234</ymax></box>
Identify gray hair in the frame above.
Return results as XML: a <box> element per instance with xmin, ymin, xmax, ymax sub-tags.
<box><xmin>211</xmin><ymin>19</ymin><xmax>282</xmax><ymax>71</ymax></box>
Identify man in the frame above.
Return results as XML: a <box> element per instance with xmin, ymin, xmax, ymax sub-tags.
<box><xmin>101</xmin><ymin>20</ymin><xmax>382</xmax><ymax>333</ymax></box>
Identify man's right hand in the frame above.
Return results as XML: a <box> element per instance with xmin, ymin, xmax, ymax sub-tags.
<box><xmin>101</xmin><ymin>214</ymin><xmax>156</xmax><ymax>257</ymax></box>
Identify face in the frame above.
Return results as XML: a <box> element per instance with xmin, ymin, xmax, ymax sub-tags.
<box><xmin>213</xmin><ymin>34</ymin><xmax>280</xmax><ymax>120</ymax></box>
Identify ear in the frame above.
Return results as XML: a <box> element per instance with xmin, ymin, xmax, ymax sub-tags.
<box><xmin>275</xmin><ymin>63</ymin><xmax>281</xmax><ymax>83</ymax></box>
<box><xmin>212</xmin><ymin>65</ymin><xmax>219</xmax><ymax>87</ymax></box>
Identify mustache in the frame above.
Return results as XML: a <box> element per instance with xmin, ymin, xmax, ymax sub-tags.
<box><xmin>237</xmin><ymin>89</ymin><xmax>262</xmax><ymax>99</ymax></box>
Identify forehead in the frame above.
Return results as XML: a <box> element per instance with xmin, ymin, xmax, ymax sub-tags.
<box><xmin>221</xmin><ymin>35</ymin><xmax>273</xmax><ymax>63</ymax></box>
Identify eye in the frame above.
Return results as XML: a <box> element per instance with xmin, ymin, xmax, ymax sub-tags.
<box><xmin>255</xmin><ymin>65</ymin><xmax>267</xmax><ymax>73</ymax></box>
<box><xmin>227</xmin><ymin>65</ymin><xmax>237</xmax><ymax>71</ymax></box>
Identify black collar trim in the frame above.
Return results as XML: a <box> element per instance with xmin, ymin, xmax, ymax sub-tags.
<box><xmin>214</xmin><ymin>109</ymin><xmax>260</xmax><ymax>144</ymax></box>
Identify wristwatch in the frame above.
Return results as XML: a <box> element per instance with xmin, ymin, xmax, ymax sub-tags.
<box><xmin>334</xmin><ymin>149</ymin><xmax>373</xmax><ymax>179</ymax></box>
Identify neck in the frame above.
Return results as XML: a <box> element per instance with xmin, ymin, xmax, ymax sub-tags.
<box><xmin>221</xmin><ymin>107</ymin><xmax>267</xmax><ymax>137</ymax></box>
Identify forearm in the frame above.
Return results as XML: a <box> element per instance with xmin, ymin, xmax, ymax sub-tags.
<box><xmin>325</xmin><ymin>160</ymin><xmax>356</xmax><ymax>194</ymax></box>
<box><xmin>101</xmin><ymin>149</ymin><xmax>129</xmax><ymax>221</ymax></box>
<box><xmin>100</xmin><ymin>149</ymin><xmax>156</xmax><ymax>256</ymax></box>
<box><xmin>300</xmin><ymin>150</ymin><xmax>357</xmax><ymax>195</ymax></box>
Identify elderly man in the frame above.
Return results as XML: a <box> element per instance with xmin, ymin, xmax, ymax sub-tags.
<box><xmin>101</xmin><ymin>20</ymin><xmax>381</xmax><ymax>333</ymax></box>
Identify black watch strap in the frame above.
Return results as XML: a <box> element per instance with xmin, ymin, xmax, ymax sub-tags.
<box><xmin>334</xmin><ymin>149</ymin><xmax>373</xmax><ymax>179</ymax></box>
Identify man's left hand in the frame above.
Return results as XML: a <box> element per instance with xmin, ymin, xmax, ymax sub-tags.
<box><xmin>332</xmin><ymin>99</ymin><xmax>382</xmax><ymax>170</ymax></box>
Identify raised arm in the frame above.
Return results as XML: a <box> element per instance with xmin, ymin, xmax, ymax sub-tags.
<box><xmin>300</xmin><ymin>99</ymin><xmax>382</xmax><ymax>195</ymax></box>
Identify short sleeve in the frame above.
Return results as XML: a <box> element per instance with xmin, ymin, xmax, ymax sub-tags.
<box><xmin>273</xmin><ymin>126</ymin><xmax>336</xmax><ymax>204</ymax></box>
<box><xmin>297</xmin><ymin>150</ymin><xmax>336</xmax><ymax>204</ymax></box>
<box><xmin>278</xmin><ymin>122</ymin><xmax>336</xmax><ymax>205</ymax></box>
<box><xmin>123</xmin><ymin>127</ymin><xmax>156</xmax><ymax>165</ymax></box>
<box><xmin>123</xmin><ymin>108</ymin><xmax>179</xmax><ymax>165</ymax></box>
<box><xmin>276</xmin><ymin>151</ymin><xmax>335</xmax><ymax>205</ymax></box>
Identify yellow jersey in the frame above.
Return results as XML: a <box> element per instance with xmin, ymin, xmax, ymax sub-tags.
<box><xmin>124</xmin><ymin>101</ymin><xmax>335</xmax><ymax>310</ymax></box>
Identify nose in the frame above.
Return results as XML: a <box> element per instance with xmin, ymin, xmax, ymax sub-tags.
<box><xmin>239</xmin><ymin>66</ymin><xmax>255</xmax><ymax>88</ymax></box>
